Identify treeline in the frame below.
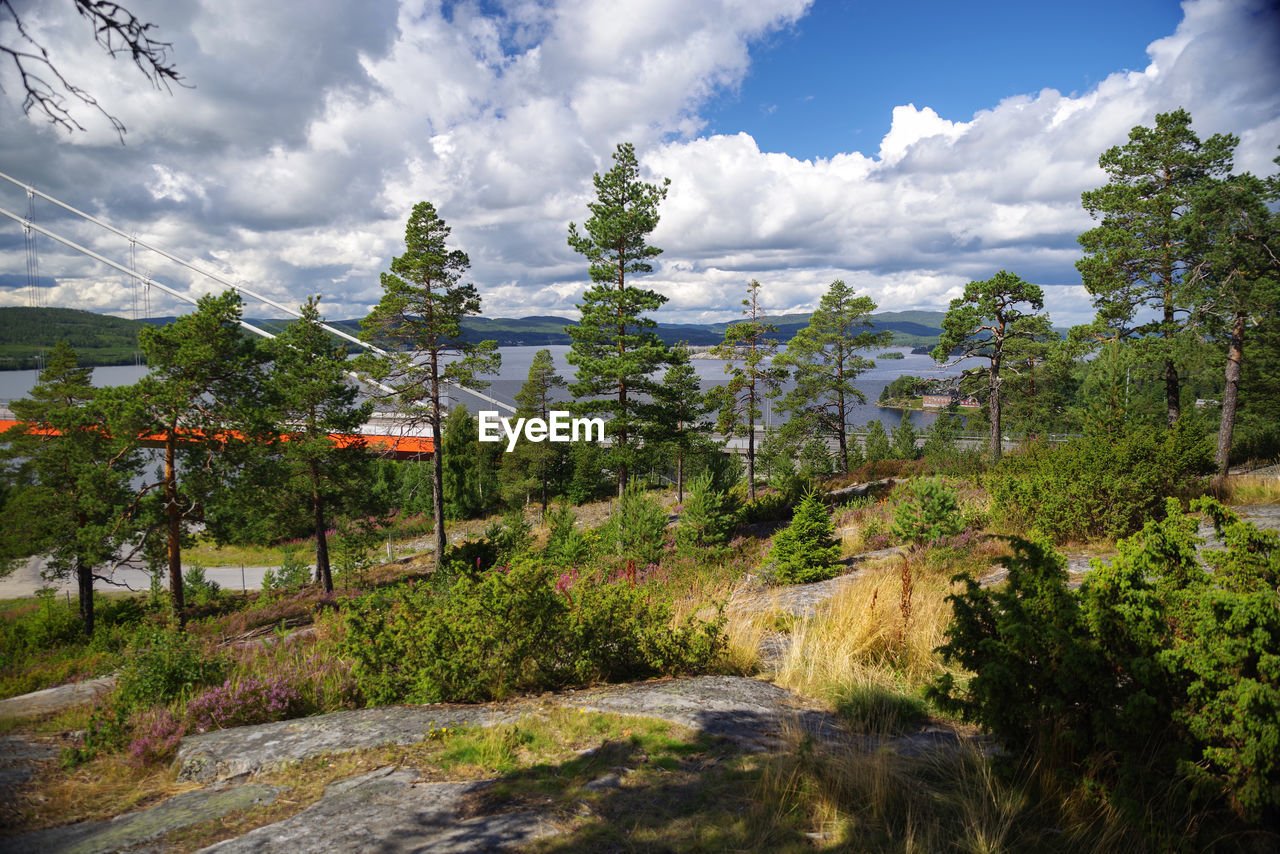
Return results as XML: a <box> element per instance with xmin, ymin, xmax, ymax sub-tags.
<box><xmin>0</xmin><ymin>306</ymin><xmax>146</xmax><ymax>369</ymax></box>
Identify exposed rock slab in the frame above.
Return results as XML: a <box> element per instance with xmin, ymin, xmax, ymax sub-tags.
<box><xmin>0</xmin><ymin>675</ymin><xmax>115</xmax><ymax>720</ymax></box>
<box><xmin>0</xmin><ymin>784</ymin><xmax>282</xmax><ymax>854</ymax></box>
<box><xmin>550</xmin><ymin>675</ymin><xmax>847</xmax><ymax>753</ymax></box>
<box><xmin>177</xmin><ymin>704</ymin><xmax>529</xmax><ymax>783</ymax></box>
<box><xmin>729</xmin><ymin>547</ymin><xmax>905</xmax><ymax>620</ymax></box>
<box><xmin>198</xmin><ymin>767</ymin><xmax>555</xmax><ymax>854</ymax></box>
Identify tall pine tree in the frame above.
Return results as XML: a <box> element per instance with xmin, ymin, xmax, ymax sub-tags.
<box><xmin>358</xmin><ymin>202</ymin><xmax>500</xmax><ymax>565</ymax></box>
<box><xmin>777</xmin><ymin>280</ymin><xmax>888</xmax><ymax>472</ymax></box>
<box><xmin>710</xmin><ymin>280</ymin><xmax>786</xmax><ymax>499</ymax></box>
<box><xmin>566</xmin><ymin>142</ymin><xmax>671</xmax><ymax>496</ymax></box>
<box><xmin>0</xmin><ymin>343</ymin><xmax>143</xmax><ymax>635</ymax></box>
<box><xmin>1077</xmin><ymin>109</ymin><xmax>1236</xmax><ymax>426</ymax></box>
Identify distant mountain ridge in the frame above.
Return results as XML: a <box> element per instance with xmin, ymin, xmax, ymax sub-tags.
<box><xmin>1</xmin><ymin>306</ymin><xmax>950</xmax><ymax>369</ymax></box>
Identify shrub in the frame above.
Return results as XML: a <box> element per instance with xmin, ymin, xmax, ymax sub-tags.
<box><xmin>769</xmin><ymin>490</ymin><xmax>840</xmax><ymax>584</ymax></box>
<box><xmin>183</xmin><ymin>563</ymin><xmax>221</xmax><ymax>607</ymax></box>
<box><xmin>186</xmin><ymin>676</ymin><xmax>306</xmax><ymax>733</ymax></box>
<box><xmin>262</xmin><ymin>545</ymin><xmax>312</xmax><ymax>592</ymax></box>
<box><xmin>341</xmin><ymin>563</ymin><xmax>723</xmax><ymax>704</ymax></box>
<box><xmin>543</xmin><ymin>505</ymin><xmax>590</xmax><ymax>566</ymax></box>
<box><xmin>125</xmin><ymin>707</ymin><xmax>185</xmax><ymax>767</ymax></box>
<box><xmin>116</xmin><ymin>625</ymin><xmax>227</xmax><ymax>709</ymax></box>
<box><xmin>674</xmin><ymin>473</ymin><xmax>739</xmax><ymax>555</ymax></box>
<box><xmin>598</xmin><ymin>481</ymin><xmax>668</xmax><ymax>567</ymax></box>
<box><xmin>988</xmin><ymin>420</ymin><xmax>1214</xmax><ymax>542</ymax></box>
<box><xmin>931</xmin><ymin>500</ymin><xmax>1280</xmax><ymax>827</ymax></box>
<box><xmin>890</xmin><ymin>477</ymin><xmax>964</xmax><ymax>546</ymax></box>
<box><xmin>739</xmin><ymin>491</ymin><xmax>791</xmax><ymax>524</ymax></box>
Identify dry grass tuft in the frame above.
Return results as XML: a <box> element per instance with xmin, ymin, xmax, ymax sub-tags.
<box><xmin>1218</xmin><ymin>473</ymin><xmax>1280</xmax><ymax>505</ymax></box>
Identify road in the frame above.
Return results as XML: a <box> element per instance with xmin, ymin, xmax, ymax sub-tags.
<box><xmin>0</xmin><ymin>555</ymin><xmax>277</xmax><ymax>599</ymax></box>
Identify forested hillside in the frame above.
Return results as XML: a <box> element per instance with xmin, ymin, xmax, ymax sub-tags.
<box><xmin>0</xmin><ymin>307</ymin><xmax>146</xmax><ymax>369</ymax></box>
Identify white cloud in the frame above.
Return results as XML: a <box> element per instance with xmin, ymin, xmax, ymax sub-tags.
<box><xmin>0</xmin><ymin>0</ymin><xmax>1275</xmax><ymax>332</ymax></box>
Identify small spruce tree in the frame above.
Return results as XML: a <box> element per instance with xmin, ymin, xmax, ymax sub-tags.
<box><xmin>770</xmin><ymin>490</ymin><xmax>841</xmax><ymax>584</ymax></box>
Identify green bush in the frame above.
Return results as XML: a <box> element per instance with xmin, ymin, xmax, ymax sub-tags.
<box><xmin>987</xmin><ymin>420</ymin><xmax>1214</xmax><ymax>542</ymax></box>
<box><xmin>340</xmin><ymin>563</ymin><xmax>723</xmax><ymax>704</ymax></box>
<box><xmin>116</xmin><ymin>625</ymin><xmax>227</xmax><ymax>709</ymax></box>
<box><xmin>769</xmin><ymin>490</ymin><xmax>840</xmax><ymax>584</ymax></box>
<box><xmin>674</xmin><ymin>473</ymin><xmax>739</xmax><ymax>555</ymax></box>
<box><xmin>931</xmin><ymin>499</ymin><xmax>1280</xmax><ymax>828</ymax></box>
<box><xmin>598</xmin><ymin>481</ymin><xmax>668</xmax><ymax>567</ymax></box>
<box><xmin>543</xmin><ymin>505</ymin><xmax>590</xmax><ymax>566</ymax></box>
<box><xmin>262</xmin><ymin>545</ymin><xmax>312</xmax><ymax>592</ymax></box>
<box><xmin>738</xmin><ymin>491</ymin><xmax>791</xmax><ymax>525</ymax></box>
<box><xmin>890</xmin><ymin>477</ymin><xmax>964</xmax><ymax>546</ymax></box>
<box><xmin>182</xmin><ymin>563</ymin><xmax>221</xmax><ymax>607</ymax></box>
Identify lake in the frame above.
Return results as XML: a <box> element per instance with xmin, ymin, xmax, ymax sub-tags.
<box><xmin>0</xmin><ymin>345</ymin><xmax>968</xmax><ymax>430</ymax></box>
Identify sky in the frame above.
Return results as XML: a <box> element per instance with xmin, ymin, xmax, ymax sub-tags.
<box><xmin>0</xmin><ymin>0</ymin><xmax>1276</xmax><ymax>329</ymax></box>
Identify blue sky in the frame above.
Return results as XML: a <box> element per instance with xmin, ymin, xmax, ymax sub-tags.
<box><xmin>705</xmin><ymin>0</ymin><xmax>1187</xmax><ymax>160</ymax></box>
<box><xmin>0</xmin><ymin>0</ymin><xmax>1276</xmax><ymax>328</ymax></box>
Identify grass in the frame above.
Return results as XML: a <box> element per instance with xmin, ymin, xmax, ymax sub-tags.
<box><xmin>1219</xmin><ymin>473</ymin><xmax>1280</xmax><ymax>505</ymax></box>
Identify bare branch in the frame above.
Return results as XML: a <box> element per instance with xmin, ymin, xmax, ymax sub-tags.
<box><xmin>1</xmin><ymin>0</ymin><xmax>184</xmax><ymax>142</ymax></box>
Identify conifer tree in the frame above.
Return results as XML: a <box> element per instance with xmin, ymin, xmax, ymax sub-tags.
<box><xmin>777</xmin><ymin>280</ymin><xmax>889</xmax><ymax>472</ymax></box>
<box><xmin>1185</xmin><ymin>165</ymin><xmax>1280</xmax><ymax>489</ymax></box>
<box><xmin>122</xmin><ymin>291</ymin><xmax>264</xmax><ymax>625</ymax></box>
<box><xmin>653</xmin><ymin>343</ymin><xmax>708</xmax><ymax>502</ymax></box>
<box><xmin>770</xmin><ymin>490</ymin><xmax>840</xmax><ymax>584</ymax></box>
<box><xmin>710</xmin><ymin>280</ymin><xmax>786</xmax><ymax>500</ymax></box>
<box><xmin>566</xmin><ymin>142</ymin><xmax>672</xmax><ymax>496</ymax></box>
<box><xmin>0</xmin><ymin>343</ymin><xmax>143</xmax><ymax>635</ymax></box>
<box><xmin>358</xmin><ymin>202</ymin><xmax>500</xmax><ymax>564</ymax></box>
<box><xmin>864</xmin><ymin>419</ymin><xmax>891</xmax><ymax>463</ymax></box>
<box><xmin>512</xmin><ymin>349</ymin><xmax>566</xmax><ymax>516</ymax></box>
<box><xmin>932</xmin><ymin>271</ymin><xmax>1053</xmax><ymax>462</ymax></box>
<box><xmin>891</xmin><ymin>417</ymin><xmax>919</xmax><ymax>460</ymax></box>
<box><xmin>260</xmin><ymin>297</ymin><xmax>377</xmax><ymax>593</ymax></box>
<box><xmin>1077</xmin><ymin>109</ymin><xmax>1236</xmax><ymax>426</ymax></box>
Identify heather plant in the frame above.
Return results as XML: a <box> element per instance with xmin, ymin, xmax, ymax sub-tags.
<box><xmin>125</xmin><ymin>707</ymin><xmax>185</xmax><ymax>767</ymax></box>
<box><xmin>769</xmin><ymin>490</ymin><xmax>840</xmax><ymax>584</ymax></box>
<box><xmin>185</xmin><ymin>675</ymin><xmax>305</xmax><ymax>732</ymax></box>
<box><xmin>932</xmin><ymin>499</ymin><xmax>1280</xmax><ymax>830</ymax></box>
<box><xmin>890</xmin><ymin>477</ymin><xmax>964</xmax><ymax>547</ymax></box>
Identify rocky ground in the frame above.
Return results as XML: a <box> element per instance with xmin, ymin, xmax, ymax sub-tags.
<box><xmin>1</xmin><ymin>503</ymin><xmax>1276</xmax><ymax>852</ymax></box>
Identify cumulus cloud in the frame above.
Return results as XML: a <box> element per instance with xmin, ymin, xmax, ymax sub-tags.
<box><xmin>0</xmin><ymin>0</ymin><xmax>1275</xmax><ymax>332</ymax></box>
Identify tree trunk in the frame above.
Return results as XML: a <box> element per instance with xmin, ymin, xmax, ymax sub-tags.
<box><xmin>430</xmin><ymin>357</ymin><xmax>446</xmax><ymax>569</ymax></box>
<box><xmin>76</xmin><ymin>557</ymin><xmax>94</xmax><ymax>637</ymax></box>
<box><xmin>165</xmin><ymin>433</ymin><xmax>185</xmax><ymax>626</ymax></box>
<box><xmin>836</xmin><ymin>391</ymin><xmax>848</xmax><ymax>473</ymax></box>
<box><xmin>1212</xmin><ymin>311</ymin><xmax>1245</xmax><ymax>492</ymax></box>
<box><xmin>1164</xmin><ymin>356</ymin><xmax>1181</xmax><ymax>427</ymax></box>
<box><xmin>312</xmin><ymin>462</ymin><xmax>332</xmax><ymax>593</ymax></box>
<box><xmin>746</xmin><ymin>405</ymin><xmax>756</xmax><ymax>502</ymax></box>
<box><xmin>988</xmin><ymin>365</ymin><xmax>1002</xmax><ymax>463</ymax></box>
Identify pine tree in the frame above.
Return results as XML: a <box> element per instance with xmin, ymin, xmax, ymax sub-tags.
<box><xmin>1077</xmin><ymin>109</ymin><xmax>1236</xmax><ymax>426</ymax></box>
<box><xmin>512</xmin><ymin>349</ymin><xmax>566</xmax><ymax>516</ymax></box>
<box><xmin>566</xmin><ymin>142</ymin><xmax>672</xmax><ymax>496</ymax></box>
<box><xmin>358</xmin><ymin>202</ymin><xmax>500</xmax><ymax>565</ymax></box>
<box><xmin>122</xmin><ymin>291</ymin><xmax>264</xmax><ymax>625</ymax></box>
<box><xmin>710</xmin><ymin>280</ymin><xmax>787</xmax><ymax>500</ymax></box>
<box><xmin>653</xmin><ymin>343</ymin><xmax>708</xmax><ymax>502</ymax></box>
<box><xmin>441</xmin><ymin>406</ymin><xmax>490</xmax><ymax>520</ymax></box>
<box><xmin>891</xmin><ymin>417</ymin><xmax>919</xmax><ymax>460</ymax></box>
<box><xmin>0</xmin><ymin>342</ymin><xmax>143</xmax><ymax>635</ymax></box>
<box><xmin>863</xmin><ymin>419</ymin><xmax>891</xmax><ymax>463</ymax></box>
<box><xmin>259</xmin><ymin>297</ymin><xmax>378</xmax><ymax>593</ymax></box>
<box><xmin>777</xmin><ymin>280</ymin><xmax>889</xmax><ymax>472</ymax></box>
<box><xmin>770</xmin><ymin>490</ymin><xmax>840</xmax><ymax>584</ymax></box>
<box><xmin>932</xmin><ymin>271</ymin><xmax>1054</xmax><ymax>462</ymax></box>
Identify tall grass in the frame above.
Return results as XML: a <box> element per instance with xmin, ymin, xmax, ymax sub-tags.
<box><xmin>1218</xmin><ymin>473</ymin><xmax>1280</xmax><ymax>505</ymax></box>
